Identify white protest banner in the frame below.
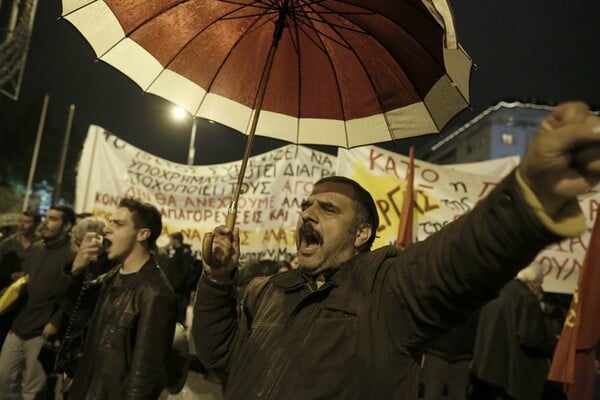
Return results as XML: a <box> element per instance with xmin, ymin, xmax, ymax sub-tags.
<box><xmin>337</xmin><ymin>145</ymin><xmax>598</xmax><ymax>294</ymax></box>
<box><xmin>445</xmin><ymin>156</ymin><xmax>520</xmax><ymax>177</ymax></box>
<box><xmin>76</xmin><ymin>125</ymin><xmax>337</xmax><ymax>262</ymax></box>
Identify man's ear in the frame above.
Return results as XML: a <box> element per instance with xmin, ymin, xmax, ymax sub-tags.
<box><xmin>354</xmin><ymin>223</ymin><xmax>372</xmax><ymax>250</ymax></box>
<box><xmin>137</xmin><ymin>228</ymin><xmax>151</xmax><ymax>243</ymax></box>
<box><xmin>63</xmin><ymin>222</ymin><xmax>74</xmax><ymax>234</ymax></box>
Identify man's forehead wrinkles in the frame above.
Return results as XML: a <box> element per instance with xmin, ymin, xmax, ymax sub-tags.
<box><xmin>309</xmin><ymin>191</ymin><xmax>350</xmax><ymax>203</ymax></box>
<box><xmin>311</xmin><ymin>182</ymin><xmax>355</xmax><ymax>200</ymax></box>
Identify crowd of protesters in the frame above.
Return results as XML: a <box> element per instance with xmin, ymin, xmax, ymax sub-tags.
<box><xmin>0</xmin><ymin>101</ymin><xmax>598</xmax><ymax>399</ymax></box>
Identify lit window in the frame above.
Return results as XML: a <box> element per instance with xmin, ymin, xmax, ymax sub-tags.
<box><xmin>501</xmin><ymin>133</ymin><xmax>514</xmax><ymax>145</ymax></box>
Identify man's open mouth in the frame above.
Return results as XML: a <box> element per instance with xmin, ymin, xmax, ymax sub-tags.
<box><xmin>299</xmin><ymin>223</ymin><xmax>322</xmax><ymax>247</ymax></box>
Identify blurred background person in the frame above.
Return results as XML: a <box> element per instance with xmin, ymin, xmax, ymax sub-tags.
<box><xmin>0</xmin><ymin>211</ymin><xmax>41</xmax><ymax>290</ymax></box>
<box><xmin>0</xmin><ymin>206</ymin><xmax>76</xmax><ymax>400</ymax></box>
<box><xmin>237</xmin><ymin>259</ymin><xmax>280</xmax><ymax>298</ymax></box>
<box><xmin>74</xmin><ymin>213</ymin><xmax>93</xmax><ymax>226</ymax></box>
<box><xmin>70</xmin><ymin>216</ymin><xmax>106</xmax><ymax>249</ymax></box>
<box><xmin>470</xmin><ymin>262</ymin><xmax>556</xmax><ymax>400</ymax></box>
<box><xmin>421</xmin><ymin>312</ymin><xmax>479</xmax><ymax>400</ymax></box>
<box><xmin>164</xmin><ymin>232</ymin><xmax>194</xmax><ymax>326</ymax></box>
<box><xmin>277</xmin><ymin>260</ymin><xmax>292</xmax><ymax>273</ymax></box>
<box><xmin>0</xmin><ymin>211</ymin><xmax>41</xmax><ymax>345</ymax></box>
<box><xmin>54</xmin><ymin>216</ymin><xmax>113</xmax><ymax>382</ymax></box>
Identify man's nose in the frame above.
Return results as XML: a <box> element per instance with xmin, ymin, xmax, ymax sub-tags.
<box><xmin>300</xmin><ymin>207</ymin><xmax>317</xmax><ymax>223</ymax></box>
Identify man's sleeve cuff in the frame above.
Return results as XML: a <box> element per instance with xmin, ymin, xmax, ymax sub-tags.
<box><xmin>516</xmin><ymin>168</ymin><xmax>586</xmax><ymax>237</ymax></box>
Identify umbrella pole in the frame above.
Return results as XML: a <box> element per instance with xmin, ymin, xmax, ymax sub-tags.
<box><xmin>203</xmin><ymin>2</ymin><xmax>289</xmax><ymax>266</ymax></box>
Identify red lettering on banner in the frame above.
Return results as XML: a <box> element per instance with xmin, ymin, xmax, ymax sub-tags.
<box><xmin>282</xmin><ymin>179</ymin><xmax>313</xmax><ymax>195</ymax></box>
<box><xmin>368</xmin><ymin>149</ymin><xmax>383</xmax><ymax>172</ymax></box>
<box><xmin>269</xmin><ymin>209</ymin><xmax>288</xmax><ymax>221</ymax></box>
<box><xmin>589</xmin><ymin>198</ymin><xmax>599</xmax><ymax>221</ymax></box>
<box><xmin>538</xmin><ymin>255</ymin><xmax>583</xmax><ymax>281</ymax></box>
<box><xmin>414</xmin><ymin>191</ymin><xmax>440</xmax><ymax>215</ymax></box>
<box><xmin>310</xmin><ymin>152</ymin><xmax>334</xmax><ymax>168</ymax></box>
<box><xmin>155</xmin><ymin>193</ymin><xmax>176</xmax><ymax>206</ymax></box>
<box><xmin>94</xmin><ymin>192</ymin><xmax>120</xmax><ymax>207</ymax></box>
<box><xmin>262</xmin><ymin>228</ymin><xmax>294</xmax><ymax>245</ymax></box>
<box><xmin>123</xmin><ymin>186</ymin><xmax>152</xmax><ymax>202</ymax></box>
<box><xmin>385</xmin><ymin>186</ymin><xmax>402</xmax><ymax>217</ymax></box>
<box><xmin>547</xmin><ymin>235</ymin><xmax>590</xmax><ymax>254</ymax></box>
<box><xmin>240</xmin><ymin>210</ymin><xmax>264</xmax><ymax>224</ymax></box>
<box><xmin>180</xmin><ymin>228</ymin><xmax>204</xmax><ymax>242</ymax></box>
<box><xmin>375</xmin><ymin>186</ymin><xmax>438</xmax><ymax>231</ymax></box>
<box><xmin>376</xmin><ymin>199</ymin><xmax>391</xmax><ymax>227</ymax></box>
<box><xmin>240</xmin><ymin>230</ymin><xmax>250</xmax><ymax>245</ymax></box>
<box><xmin>384</xmin><ymin>157</ymin><xmax>397</xmax><ymax>176</ymax></box>
<box><xmin>421</xmin><ymin>169</ymin><xmax>439</xmax><ymax>184</ymax></box>
<box><xmin>478</xmin><ymin>181</ymin><xmax>498</xmax><ymax>198</ymax></box>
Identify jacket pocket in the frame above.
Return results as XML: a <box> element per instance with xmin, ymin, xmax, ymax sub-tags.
<box><xmin>101</xmin><ymin>311</ymin><xmax>138</xmax><ymax>351</ymax></box>
<box><xmin>300</xmin><ymin>306</ymin><xmax>358</xmax><ymax>390</ymax></box>
<box><xmin>117</xmin><ymin>310</ymin><xmax>138</xmax><ymax>328</ymax></box>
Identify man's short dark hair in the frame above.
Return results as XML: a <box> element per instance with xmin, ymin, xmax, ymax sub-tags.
<box><xmin>49</xmin><ymin>205</ymin><xmax>76</xmax><ymax>229</ymax></box>
<box><xmin>77</xmin><ymin>212</ymin><xmax>93</xmax><ymax>220</ymax></box>
<box><xmin>118</xmin><ymin>198</ymin><xmax>162</xmax><ymax>250</ymax></box>
<box><xmin>22</xmin><ymin>210</ymin><xmax>41</xmax><ymax>225</ymax></box>
<box><xmin>313</xmin><ymin>176</ymin><xmax>379</xmax><ymax>251</ymax></box>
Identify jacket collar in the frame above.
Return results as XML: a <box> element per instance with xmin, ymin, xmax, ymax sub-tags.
<box><xmin>95</xmin><ymin>256</ymin><xmax>157</xmax><ymax>289</ymax></box>
<box><xmin>43</xmin><ymin>233</ymin><xmax>71</xmax><ymax>250</ymax></box>
<box><xmin>270</xmin><ymin>245</ymin><xmax>401</xmax><ymax>292</ymax></box>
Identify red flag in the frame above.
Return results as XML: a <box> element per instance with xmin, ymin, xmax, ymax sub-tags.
<box><xmin>396</xmin><ymin>146</ymin><xmax>415</xmax><ymax>249</ymax></box>
<box><xmin>548</xmin><ymin>214</ymin><xmax>600</xmax><ymax>399</ymax></box>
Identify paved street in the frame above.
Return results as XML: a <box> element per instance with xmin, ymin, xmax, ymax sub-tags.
<box><xmin>161</xmin><ymin>370</ymin><xmax>223</xmax><ymax>400</ymax></box>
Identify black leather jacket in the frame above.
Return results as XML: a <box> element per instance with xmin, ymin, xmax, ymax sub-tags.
<box><xmin>69</xmin><ymin>257</ymin><xmax>177</xmax><ymax>399</ymax></box>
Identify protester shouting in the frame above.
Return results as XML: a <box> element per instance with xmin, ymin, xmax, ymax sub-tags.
<box><xmin>66</xmin><ymin>198</ymin><xmax>177</xmax><ymax>399</ymax></box>
<box><xmin>192</xmin><ymin>101</ymin><xmax>600</xmax><ymax>399</ymax></box>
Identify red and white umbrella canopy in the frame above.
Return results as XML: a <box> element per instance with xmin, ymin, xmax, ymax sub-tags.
<box><xmin>62</xmin><ymin>0</ymin><xmax>471</xmax><ymax>148</ymax></box>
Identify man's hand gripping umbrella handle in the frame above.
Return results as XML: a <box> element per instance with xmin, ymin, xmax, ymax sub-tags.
<box><xmin>202</xmin><ymin>202</ymin><xmax>237</xmax><ymax>268</ymax></box>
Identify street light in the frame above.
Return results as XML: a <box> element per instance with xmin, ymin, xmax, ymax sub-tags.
<box><xmin>171</xmin><ymin>106</ymin><xmax>197</xmax><ymax>166</ymax></box>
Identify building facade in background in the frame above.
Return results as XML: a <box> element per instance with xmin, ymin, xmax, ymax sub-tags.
<box><xmin>417</xmin><ymin>102</ymin><xmax>552</xmax><ymax>164</ymax></box>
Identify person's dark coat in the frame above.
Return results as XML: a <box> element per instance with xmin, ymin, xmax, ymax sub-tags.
<box><xmin>69</xmin><ymin>257</ymin><xmax>177</xmax><ymax>399</ymax></box>
<box><xmin>192</xmin><ymin>171</ymin><xmax>563</xmax><ymax>399</ymax></box>
<box><xmin>55</xmin><ymin>253</ymin><xmax>117</xmax><ymax>378</ymax></box>
<box><xmin>0</xmin><ymin>233</ymin><xmax>39</xmax><ymax>290</ymax></box>
<box><xmin>471</xmin><ymin>279</ymin><xmax>556</xmax><ymax>400</ymax></box>
<box><xmin>164</xmin><ymin>244</ymin><xmax>193</xmax><ymax>294</ymax></box>
<box><xmin>11</xmin><ymin>236</ymin><xmax>75</xmax><ymax>339</ymax></box>
<box><xmin>424</xmin><ymin>311</ymin><xmax>479</xmax><ymax>362</ymax></box>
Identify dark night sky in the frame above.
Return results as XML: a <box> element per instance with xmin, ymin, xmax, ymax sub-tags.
<box><xmin>1</xmin><ymin>0</ymin><xmax>600</xmax><ymax>199</ymax></box>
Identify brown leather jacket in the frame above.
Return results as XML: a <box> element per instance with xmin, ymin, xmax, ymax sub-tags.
<box><xmin>193</xmin><ymin>171</ymin><xmax>562</xmax><ymax>399</ymax></box>
<box><xmin>69</xmin><ymin>258</ymin><xmax>177</xmax><ymax>399</ymax></box>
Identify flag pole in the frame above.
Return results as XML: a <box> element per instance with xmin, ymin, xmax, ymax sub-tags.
<box><xmin>396</xmin><ymin>146</ymin><xmax>415</xmax><ymax>249</ymax></box>
<box><xmin>187</xmin><ymin>117</ymin><xmax>197</xmax><ymax>166</ymax></box>
<box><xmin>53</xmin><ymin>103</ymin><xmax>75</xmax><ymax>204</ymax></box>
<box><xmin>23</xmin><ymin>93</ymin><xmax>49</xmax><ymax>211</ymax></box>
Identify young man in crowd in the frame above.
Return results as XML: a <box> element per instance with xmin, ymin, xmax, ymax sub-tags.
<box><xmin>193</xmin><ymin>101</ymin><xmax>600</xmax><ymax>399</ymax></box>
<box><xmin>67</xmin><ymin>198</ymin><xmax>177</xmax><ymax>399</ymax></box>
<box><xmin>0</xmin><ymin>210</ymin><xmax>41</xmax><ymax>290</ymax></box>
<box><xmin>0</xmin><ymin>211</ymin><xmax>42</xmax><ymax>345</ymax></box>
<box><xmin>0</xmin><ymin>206</ymin><xmax>76</xmax><ymax>400</ymax></box>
